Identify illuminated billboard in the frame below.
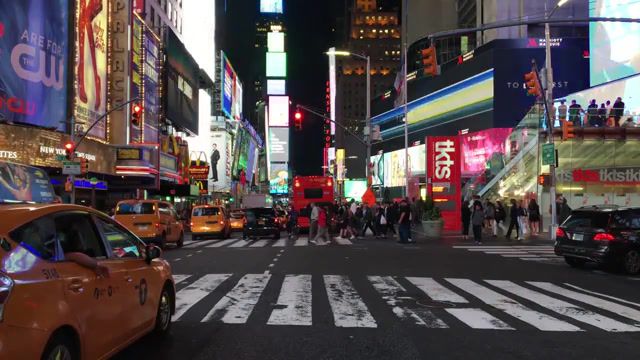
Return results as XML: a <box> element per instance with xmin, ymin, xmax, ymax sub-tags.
<box><xmin>460</xmin><ymin>128</ymin><xmax>512</xmax><ymax>176</ymax></box>
<box><xmin>74</xmin><ymin>0</ymin><xmax>108</xmax><ymax>140</ymax></box>
<box><xmin>268</xmin><ymin>96</ymin><xmax>289</xmax><ymax>127</ymax></box>
<box><xmin>590</xmin><ymin>0</ymin><xmax>640</xmax><ymax>86</ymax></box>
<box><xmin>267</xmin><ymin>79</ymin><xmax>286</xmax><ymax>95</ymax></box>
<box><xmin>374</xmin><ymin>145</ymin><xmax>425</xmax><ymax>187</ymax></box>
<box><xmin>165</xmin><ymin>29</ymin><xmax>199</xmax><ymax>134</ymax></box>
<box><xmin>269</xmin><ymin>163</ymin><xmax>289</xmax><ymax>195</ymax></box>
<box><xmin>221</xmin><ymin>51</ymin><xmax>242</xmax><ymax>120</ymax></box>
<box><xmin>266</xmin><ymin>52</ymin><xmax>287</xmax><ymax>77</ymax></box>
<box><xmin>268</xmin><ymin>127</ymin><xmax>289</xmax><ymax>162</ymax></box>
<box><xmin>268</xmin><ymin>32</ymin><xmax>285</xmax><ymax>52</ymax></box>
<box><xmin>0</xmin><ymin>0</ymin><xmax>69</xmax><ymax>131</ymax></box>
<box><xmin>260</xmin><ymin>0</ymin><xmax>283</xmax><ymax>13</ymax></box>
<box><xmin>344</xmin><ymin>180</ymin><xmax>367</xmax><ymax>201</ymax></box>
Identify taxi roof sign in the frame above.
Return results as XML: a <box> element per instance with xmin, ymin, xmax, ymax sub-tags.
<box><xmin>0</xmin><ymin>161</ymin><xmax>56</xmax><ymax>204</ymax></box>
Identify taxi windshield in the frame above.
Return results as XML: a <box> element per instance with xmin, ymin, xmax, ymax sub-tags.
<box><xmin>0</xmin><ymin>161</ymin><xmax>56</xmax><ymax>204</ymax></box>
<box><xmin>116</xmin><ymin>202</ymin><xmax>155</xmax><ymax>215</ymax></box>
<box><xmin>193</xmin><ymin>207</ymin><xmax>220</xmax><ymax>216</ymax></box>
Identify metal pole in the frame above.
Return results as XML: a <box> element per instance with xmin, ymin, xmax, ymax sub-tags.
<box><xmin>70</xmin><ymin>116</ymin><xmax>76</xmax><ymax>205</ymax></box>
<box><xmin>366</xmin><ymin>56</ymin><xmax>371</xmax><ymax>181</ymax></box>
<box><xmin>545</xmin><ymin>4</ymin><xmax>558</xmax><ymax>240</ymax></box>
<box><xmin>402</xmin><ymin>0</ymin><xmax>409</xmax><ymax>198</ymax></box>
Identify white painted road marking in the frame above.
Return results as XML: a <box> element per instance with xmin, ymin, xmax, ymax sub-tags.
<box><xmin>203</xmin><ymin>274</ymin><xmax>272</xmax><ymax>324</ymax></box>
<box><xmin>174</xmin><ymin>274</ymin><xmax>232</xmax><ymax>320</ymax></box>
<box><xmin>172</xmin><ymin>274</ymin><xmax>191</xmax><ymax>284</ymax></box>
<box><xmin>295</xmin><ymin>238</ymin><xmax>308</xmax><ymax>246</ymax></box>
<box><xmin>272</xmin><ymin>239</ymin><xmax>287</xmax><ymax>247</ymax></box>
<box><xmin>406</xmin><ymin>277</ymin><xmax>468</xmax><ymax>303</ymax></box>
<box><xmin>334</xmin><ymin>238</ymin><xmax>353</xmax><ymax>245</ymax></box>
<box><xmin>562</xmin><ymin>283</ymin><xmax>640</xmax><ymax>307</ymax></box>
<box><xmin>229</xmin><ymin>239</ymin><xmax>251</xmax><ymax>248</ymax></box>
<box><xmin>445</xmin><ymin>308</ymin><xmax>514</xmax><ymax>330</ymax></box>
<box><xmin>250</xmin><ymin>240</ymin><xmax>271</xmax><ymax>247</ymax></box>
<box><xmin>324</xmin><ymin>275</ymin><xmax>377</xmax><ymax>328</ymax></box>
<box><xmin>207</xmin><ymin>239</ymin><xmax>239</xmax><ymax>247</ymax></box>
<box><xmin>184</xmin><ymin>239</ymin><xmax>220</xmax><ymax>248</ymax></box>
<box><xmin>268</xmin><ymin>274</ymin><xmax>313</xmax><ymax>326</ymax></box>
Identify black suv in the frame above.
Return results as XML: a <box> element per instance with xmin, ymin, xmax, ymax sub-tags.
<box><xmin>555</xmin><ymin>205</ymin><xmax>640</xmax><ymax>274</ymax></box>
<box><xmin>243</xmin><ymin>207</ymin><xmax>281</xmax><ymax>240</ymax></box>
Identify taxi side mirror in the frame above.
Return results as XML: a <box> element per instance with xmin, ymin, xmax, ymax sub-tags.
<box><xmin>145</xmin><ymin>245</ymin><xmax>162</xmax><ymax>264</ymax></box>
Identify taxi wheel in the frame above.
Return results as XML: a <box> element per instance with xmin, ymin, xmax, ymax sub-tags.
<box><xmin>623</xmin><ymin>250</ymin><xmax>640</xmax><ymax>275</ymax></box>
<box><xmin>42</xmin><ymin>332</ymin><xmax>77</xmax><ymax>360</ymax></box>
<box><xmin>154</xmin><ymin>286</ymin><xmax>173</xmax><ymax>335</ymax></box>
<box><xmin>177</xmin><ymin>232</ymin><xmax>184</xmax><ymax>248</ymax></box>
<box><xmin>159</xmin><ymin>233</ymin><xmax>167</xmax><ymax>250</ymax></box>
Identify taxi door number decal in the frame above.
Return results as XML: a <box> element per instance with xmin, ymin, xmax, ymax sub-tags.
<box><xmin>42</xmin><ymin>268</ymin><xmax>60</xmax><ymax>280</ymax></box>
<box><xmin>138</xmin><ymin>278</ymin><xmax>148</xmax><ymax>305</ymax></box>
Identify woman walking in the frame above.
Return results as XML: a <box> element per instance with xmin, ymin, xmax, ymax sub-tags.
<box><xmin>495</xmin><ymin>200</ymin><xmax>507</xmax><ymax>236</ymax></box>
<box><xmin>461</xmin><ymin>200</ymin><xmax>471</xmax><ymax>240</ymax></box>
<box><xmin>517</xmin><ymin>200</ymin><xmax>528</xmax><ymax>241</ymax></box>
<box><xmin>471</xmin><ymin>202</ymin><xmax>485</xmax><ymax>244</ymax></box>
<box><xmin>484</xmin><ymin>201</ymin><xmax>497</xmax><ymax>237</ymax></box>
<box><xmin>528</xmin><ymin>199</ymin><xmax>541</xmax><ymax>236</ymax></box>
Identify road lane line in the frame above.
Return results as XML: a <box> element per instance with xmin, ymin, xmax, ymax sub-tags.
<box><xmin>406</xmin><ymin>277</ymin><xmax>468</xmax><ymax>303</ymax></box>
<box><xmin>488</xmin><ymin>280</ymin><xmax>640</xmax><ymax>332</ymax></box>
<box><xmin>295</xmin><ymin>238</ymin><xmax>308</xmax><ymax>246</ymax></box>
<box><xmin>186</xmin><ymin>254</ymin><xmax>193</xmax><ymax>257</ymax></box>
<box><xmin>445</xmin><ymin>278</ymin><xmax>581</xmax><ymax>331</ymax></box>
<box><xmin>445</xmin><ymin>308</ymin><xmax>514</xmax><ymax>330</ymax></box>
<box><xmin>203</xmin><ymin>274</ymin><xmax>271</xmax><ymax>323</ymax></box>
<box><xmin>334</xmin><ymin>238</ymin><xmax>353</xmax><ymax>245</ymax></box>
<box><xmin>267</xmin><ymin>274</ymin><xmax>313</xmax><ymax>326</ymax></box>
<box><xmin>250</xmin><ymin>240</ymin><xmax>270</xmax><ymax>247</ymax></box>
<box><xmin>369</xmin><ymin>276</ymin><xmax>447</xmax><ymax>328</ymax></box>
<box><xmin>207</xmin><ymin>239</ymin><xmax>239</xmax><ymax>247</ymax></box>
<box><xmin>529</xmin><ymin>282</ymin><xmax>640</xmax><ymax>323</ymax></box>
<box><xmin>173</xmin><ymin>258</ymin><xmax>182</xmax><ymax>262</ymax></box>
<box><xmin>273</xmin><ymin>239</ymin><xmax>287</xmax><ymax>247</ymax></box>
<box><xmin>324</xmin><ymin>275</ymin><xmax>377</xmax><ymax>328</ymax></box>
<box><xmin>184</xmin><ymin>239</ymin><xmax>220</xmax><ymax>248</ymax></box>
<box><xmin>562</xmin><ymin>283</ymin><xmax>640</xmax><ymax>307</ymax></box>
<box><xmin>229</xmin><ymin>239</ymin><xmax>251</xmax><ymax>248</ymax></box>
<box><xmin>172</xmin><ymin>274</ymin><xmax>191</xmax><ymax>284</ymax></box>
<box><xmin>174</xmin><ymin>274</ymin><xmax>232</xmax><ymax>321</ymax></box>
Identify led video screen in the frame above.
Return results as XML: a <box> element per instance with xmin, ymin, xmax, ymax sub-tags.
<box><xmin>260</xmin><ymin>0</ymin><xmax>283</xmax><ymax>14</ymax></box>
<box><xmin>266</xmin><ymin>52</ymin><xmax>287</xmax><ymax>77</ymax></box>
<box><xmin>267</xmin><ymin>79</ymin><xmax>286</xmax><ymax>95</ymax></box>
<box><xmin>268</xmin><ymin>96</ymin><xmax>289</xmax><ymax>127</ymax></box>
<box><xmin>268</xmin><ymin>32</ymin><xmax>285</xmax><ymax>52</ymax></box>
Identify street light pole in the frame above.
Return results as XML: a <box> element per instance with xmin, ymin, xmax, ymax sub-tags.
<box><xmin>402</xmin><ymin>0</ymin><xmax>409</xmax><ymax>198</ymax></box>
<box><xmin>365</xmin><ymin>55</ymin><xmax>371</xmax><ymax>181</ymax></box>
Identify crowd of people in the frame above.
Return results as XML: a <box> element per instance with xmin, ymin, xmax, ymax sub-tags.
<box><xmin>554</xmin><ymin>97</ymin><xmax>635</xmax><ymax>127</ymax></box>
<box><xmin>461</xmin><ymin>195</ymin><xmax>573</xmax><ymax>244</ymax></box>
<box><xmin>288</xmin><ymin>198</ymin><xmax>425</xmax><ymax>245</ymax></box>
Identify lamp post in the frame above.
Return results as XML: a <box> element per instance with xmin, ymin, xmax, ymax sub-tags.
<box><xmin>326</xmin><ymin>50</ymin><xmax>371</xmax><ymax>180</ymax></box>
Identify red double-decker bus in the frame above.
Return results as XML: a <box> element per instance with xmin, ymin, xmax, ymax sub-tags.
<box><xmin>291</xmin><ymin>176</ymin><xmax>334</xmax><ymax>229</ymax></box>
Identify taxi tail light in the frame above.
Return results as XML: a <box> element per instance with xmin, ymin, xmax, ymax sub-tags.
<box><xmin>190</xmin><ymin>222</ymin><xmax>194</xmax><ymax>227</ymax></box>
<box><xmin>0</xmin><ymin>272</ymin><xmax>14</xmax><ymax>322</ymax></box>
<box><xmin>155</xmin><ymin>223</ymin><xmax>160</xmax><ymax>229</ymax></box>
<box><xmin>593</xmin><ymin>232</ymin><xmax>615</xmax><ymax>241</ymax></box>
<box><xmin>556</xmin><ymin>227</ymin><xmax>567</xmax><ymax>239</ymax></box>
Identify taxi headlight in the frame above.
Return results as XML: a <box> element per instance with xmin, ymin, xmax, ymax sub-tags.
<box><xmin>0</xmin><ymin>272</ymin><xmax>14</xmax><ymax>322</ymax></box>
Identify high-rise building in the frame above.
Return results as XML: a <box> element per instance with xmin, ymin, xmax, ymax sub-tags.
<box><xmin>137</xmin><ymin>0</ymin><xmax>184</xmax><ymax>37</ymax></box>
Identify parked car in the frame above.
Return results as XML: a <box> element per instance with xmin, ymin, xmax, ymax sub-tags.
<box><xmin>191</xmin><ymin>205</ymin><xmax>231</xmax><ymax>240</ymax></box>
<box><xmin>243</xmin><ymin>207</ymin><xmax>280</xmax><ymax>240</ymax></box>
<box><xmin>114</xmin><ymin>200</ymin><xmax>184</xmax><ymax>249</ymax></box>
<box><xmin>555</xmin><ymin>205</ymin><xmax>640</xmax><ymax>274</ymax></box>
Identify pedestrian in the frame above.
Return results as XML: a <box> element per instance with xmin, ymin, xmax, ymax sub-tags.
<box><xmin>310</xmin><ymin>206</ymin><xmax>330</xmax><ymax>246</ymax></box>
<box><xmin>506</xmin><ymin>199</ymin><xmax>519</xmax><ymax>241</ymax></box>
<box><xmin>569</xmin><ymin>100</ymin><xmax>583</xmax><ymax>126</ymax></box>
<box><xmin>414</xmin><ymin>197</ymin><xmax>424</xmax><ymax>224</ymax></box>
<box><xmin>471</xmin><ymin>202</ymin><xmax>485</xmax><ymax>245</ymax></box>
<box><xmin>559</xmin><ymin>197</ymin><xmax>572</xmax><ymax>225</ymax></box>
<box><xmin>376</xmin><ymin>204</ymin><xmax>387</xmax><ymax>238</ymax></box>
<box><xmin>397</xmin><ymin>199</ymin><xmax>413</xmax><ymax>244</ymax></box>
<box><xmin>361</xmin><ymin>203</ymin><xmax>377</xmax><ymax>237</ymax></box>
<box><xmin>613</xmin><ymin>97</ymin><xmax>625</xmax><ymax>125</ymax></box>
<box><xmin>309</xmin><ymin>202</ymin><xmax>319</xmax><ymax>240</ymax></box>
<box><xmin>495</xmin><ymin>200</ymin><xmax>507</xmax><ymax>236</ymax></box>
<box><xmin>528</xmin><ymin>199</ymin><xmax>541</xmax><ymax>236</ymax></box>
<box><xmin>587</xmin><ymin>99</ymin><xmax>599</xmax><ymax>127</ymax></box>
<box><xmin>287</xmin><ymin>206</ymin><xmax>299</xmax><ymax>239</ymax></box>
<box><xmin>517</xmin><ymin>200</ymin><xmax>528</xmax><ymax>241</ymax></box>
<box><xmin>558</xmin><ymin>99</ymin><xmax>568</xmax><ymax>121</ymax></box>
<box><xmin>461</xmin><ymin>200</ymin><xmax>471</xmax><ymax>240</ymax></box>
<box><xmin>387</xmin><ymin>202</ymin><xmax>398</xmax><ymax>236</ymax></box>
<box><xmin>484</xmin><ymin>200</ymin><xmax>497</xmax><ymax>237</ymax></box>
<box><xmin>596</xmin><ymin>103</ymin><xmax>607</xmax><ymax>127</ymax></box>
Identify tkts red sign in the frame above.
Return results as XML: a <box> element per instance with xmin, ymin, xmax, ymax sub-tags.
<box><xmin>427</xmin><ymin>136</ymin><xmax>461</xmax><ymax>231</ymax></box>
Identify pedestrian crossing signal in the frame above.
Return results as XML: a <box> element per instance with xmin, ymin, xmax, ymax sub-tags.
<box><xmin>562</xmin><ymin>120</ymin><xmax>575</xmax><ymax>140</ymax></box>
<box><xmin>80</xmin><ymin>158</ymin><xmax>89</xmax><ymax>175</ymax></box>
<box><xmin>524</xmin><ymin>71</ymin><xmax>542</xmax><ymax>97</ymax></box>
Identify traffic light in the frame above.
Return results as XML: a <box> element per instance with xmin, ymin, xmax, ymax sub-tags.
<box><xmin>294</xmin><ymin>110</ymin><xmax>303</xmax><ymax>131</ymax></box>
<box><xmin>79</xmin><ymin>158</ymin><xmax>89</xmax><ymax>175</ymax></box>
<box><xmin>421</xmin><ymin>46</ymin><xmax>438</xmax><ymax>77</ymax></box>
<box><xmin>538</xmin><ymin>174</ymin><xmax>551</xmax><ymax>188</ymax></box>
<box><xmin>524</xmin><ymin>71</ymin><xmax>542</xmax><ymax>97</ymax></box>
<box><xmin>562</xmin><ymin>120</ymin><xmax>575</xmax><ymax>140</ymax></box>
<box><xmin>131</xmin><ymin>103</ymin><xmax>143</xmax><ymax>127</ymax></box>
<box><xmin>64</xmin><ymin>141</ymin><xmax>75</xmax><ymax>160</ymax></box>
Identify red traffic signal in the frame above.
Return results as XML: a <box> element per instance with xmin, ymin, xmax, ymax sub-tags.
<box><xmin>294</xmin><ymin>111</ymin><xmax>302</xmax><ymax>120</ymax></box>
<box><xmin>294</xmin><ymin>110</ymin><xmax>303</xmax><ymax>131</ymax></box>
<box><xmin>79</xmin><ymin>158</ymin><xmax>89</xmax><ymax>175</ymax></box>
<box><xmin>421</xmin><ymin>46</ymin><xmax>438</xmax><ymax>77</ymax></box>
<box><xmin>64</xmin><ymin>141</ymin><xmax>75</xmax><ymax>160</ymax></box>
<box><xmin>131</xmin><ymin>103</ymin><xmax>143</xmax><ymax>127</ymax></box>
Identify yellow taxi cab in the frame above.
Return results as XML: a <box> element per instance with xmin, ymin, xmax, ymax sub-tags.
<box><xmin>229</xmin><ymin>209</ymin><xmax>246</xmax><ymax>231</ymax></box>
<box><xmin>0</xmin><ymin>161</ymin><xmax>176</xmax><ymax>360</ymax></box>
<box><xmin>114</xmin><ymin>199</ymin><xmax>184</xmax><ymax>249</ymax></box>
<box><xmin>190</xmin><ymin>205</ymin><xmax>231</xmax><ymax>240</ymax></box>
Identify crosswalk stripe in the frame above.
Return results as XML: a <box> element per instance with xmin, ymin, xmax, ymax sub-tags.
<box><xmin>334</xmin><ymin>238</ymin><xmax>353</xmax><ymax>245</ymax></box>
<box><xmin>406</xmin><ymin>277</ymin><xmax>468</xmax><ymax>303</ymax></box>
<box><xmin>445</xmin><ymin>308</ymin><xmax>514</xmax><ymax>330</ymax></box>
<box><xmin>250</xmin><ymin>240</ymin><xmax>271</xmax><ymax>247</ymax></box>
<box><xmin>324</xmin><ymin>275</ymin><xmax>377</xmax><ymax>328</ymax></box>
<box><xmin>454</xmin><ymin>246</ymin><xmax>554</xmax><ymax>249</ymax></box>
<box><xmin>502</xmin><ymin>254</ymin><xmax>558</xmax><ymax>258</ymax></box>
<box><xmin>173</xmin><ymin>274</ymin><xmax>191</xmax><ymax>284</ymax></box>
<box><xmin>369</xmin><ymin>276</ymin><xmax>447</xmax><ymax>328</ymax></box>
<box><xmin>229</xmin><ymin>239</ymin><xmax>251</xmax><ymax>248</ymax></box>
<box><xmin>445</xmin><ymin>278</ymin><xmax>582</xmax><ymax>331</ymax></box>
<box><xmin>174</xmin><ymin>274</ymin><xmax>232</xmax><ymax>320</ymax></box>
<box><xmin>295</xmin><ymin>238</ymin><xmax>308</xmax><ymax>246</ymax></box>
<box><xmin>184</xmin><ymin>239</ymin><xmax>219</xmax><ymax>248</ymax></box>
<box><xmin>273</xmin><ymin>239</ymin><xmax>287</xmax><ymax>247</ymax></box>
<box><xmin>203</xmin><ymin>274</ymin><xmax>271</xmax><ymax>323</ymax></box>
<box><xmin>487</xmin><ymin>280</ymin><xmax>640</xmax><ymax>332</ymax></box>
<box><xmin>528</xmin><ymin>282</ymin><xmax>640</xmax><ymax>324</ymax></box>
<box><xmin>267</xmin><ymin>274</ymin><xmax>313</xmax><ymax>326</ymax></box>
<box><xmin>207</xmin><ymin>239</ymin><xmax>239</xmax><ymax>247</ymax></box>
<box><xmin>562</xmin><ymin>283</ymin><xmax>640</xmax><ymax>308</ymax></box>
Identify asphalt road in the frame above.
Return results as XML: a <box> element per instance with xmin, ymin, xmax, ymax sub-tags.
<box><xmin>114</xmin><ymin>231</ymin><xmax>640</xmax><ymax>360</ymax></box>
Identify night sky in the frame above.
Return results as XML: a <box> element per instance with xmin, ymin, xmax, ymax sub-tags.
<box><xmin>218</xmin><ymin>0</ymin><xmax>345</xmax><ymax>176</ymax></box>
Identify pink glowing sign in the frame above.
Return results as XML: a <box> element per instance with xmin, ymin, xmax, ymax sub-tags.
<box><xmin>461</xmin><ymin>128</ymin><xmax>512</xmax><ymax>176</ymax></box>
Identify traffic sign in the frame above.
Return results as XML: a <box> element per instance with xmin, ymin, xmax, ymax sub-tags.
<box><xmin>62</xmin><ymin>161</ymin><xmax>81</xmax><ymax>175</ymax></box>
<box><xmin>542</xmin><ymin>143</ymin><xmax>555</xmax><ymax>166</ymax></box>
<box><xmin>56</xmin><ymin>155</ymin><xmax>67</xmax><ymax>161</ymax></box>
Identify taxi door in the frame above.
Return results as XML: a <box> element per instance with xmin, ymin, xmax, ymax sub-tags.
<box><xmin>52</xmin><ymin>212</ymin><xmax>125</xmax><ymax>359</ymax></box>
<box><xmin>157</xmin><ymin>203</ymin><xmax>174</xmax><ymax>240</ymax></box>
<box><xmin>169</xmin><ymin>208</ymin><xmax>183</xmax><ymax>241</ymax></box>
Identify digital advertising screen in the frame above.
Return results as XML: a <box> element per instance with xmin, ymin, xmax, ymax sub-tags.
<box><xmin>590</xmin><ymin>0</ymin><xmax>640</xmax><ymax>86</ymax></box>
<box><xmin>268</xmin><ymin>127</ymin><xmax>289</xmax><ymax>162</ymax></box>
<box><xmin>143</xmin><ymin>28</ymin><xmax>161</xmax><ymax>143</ymax></box>
<box><xmin>269</xmin><ymin>163</ymin><xmax>289</xmax><ymax>195</ymax></box>
<box><xmin>130</xmin><ymin>16</ymin><xmax>144</xmax><ymax>142</ymax></box>
<box><xmin>268</xmin><ymin>32</ymin><xmax>285</xmax><ymax>52</ymax></box>
<box><xmin>0</xmin><ymin>0</ymin><xmax>69</xmax><ymax>131</ymax></box>
<box><xmin>260</xmin><ymin>0</ymin><xmax>283</xmax><ymax>14</ymax></box>
<box><xmin>0</xmin><ymin>162</ymin><xmax>55</xmax><ymax>204</ymax></box>
<box><xmin>266</xmin><ymin>52</ymin><xmax>287</xmax><ymax>77</ymax></box>
<box><xmin>232</xmin><ymin>130</ymin><xmax>250</xmax><ymax>179</ymax></box>
<box><xmin>221</xmin><ymin>51</ymin><xmax>242</xmax><ymax>120</ymax></box>
<box><xmin>370</xmin><ymin>154</ymin><xmax>384</xmax><ymax>186</ymax></box>
<box><xmin>267</xmin><ymin>79</ymin><xmax>286</xmax><ymax>95</ymax></box>
<box><xmin>246</xmin><ymin>140</ymin><xmax>258</xmax><ymax>186</ymax></box>
<box><xmin>344</xmin><ymin>180</ymin><xmax>367</xmax><ymax>202</ymax></box>
<box><xmin>268</xmin><ymin>96</ymin><xmax>289</xmax><ymax>127</ymax></box>
<box><xmin>460</xmin><ymin>128</ymin><xmax>512</xmax><ymax>176</ymax></box>
<box><xmin>165</xmin><ymin>29</ymin><xmax>199</xmax><ymax>135</ymax></box>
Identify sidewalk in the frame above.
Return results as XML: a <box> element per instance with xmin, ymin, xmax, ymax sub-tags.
<box><xmin>414</xmin><ymin>228</ymin><xmax>555</xmax><ymax>246</ymax></box>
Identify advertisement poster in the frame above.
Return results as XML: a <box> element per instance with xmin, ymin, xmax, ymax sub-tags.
<box><xmin>130</xmin><ymin>16</ymin><xmax>143</xmax><ymax>142</ymax></box>
<box><xmin>370</xmin><ymin>153</ymin><xmax>384</xmax><ymax>186</ymax></box>
<box><xmin>383</xmin><ymin>150</ymin><xmax>406</xmax><ymax>187</ymax></box>
<box><xmin>143</xmin><ymin>28</ymin><xmax>160</xmax><ymax>143</ymax></box>
<box><xmin>460</xmin><ymin>128</ymin><xmax>512</xmax><ymax>176</ymax></box>
<box><xmin>246</xmin><ymin>140</ymin><xmax>258</xmax><ymax>186</ymax></box>
<box><xmin>221</xmin><ymin>51</ymin><xmax>241</xmax><ymax>120</ymax></box>
<box><xmin>268</xmin><ymin>127</ymin><xmax>289</xmax><ymax>162</ymax></box>
<box><xmin>165</xmin><ymin>29</ymin><xmax>199</xmax><ymax>134</ymax></box>
<box><xmin>0</xmin><ymin>162</ymin><xmax>55</xmax><ymax>203</ymax></box>
<box><xmin>427</xmin><ymin>136</ymin><xmax>461</xmax><ymax>231</ymax></box>
<box><xmin>211</xmin><ymin>130</ymin><xmax>231</xmax><ymax>192</ymax></box>
<box><xmin>344</xmin><ymin>180</ymin><xmax>367</xmax><ymax>201</ymax></box>
<box><xmin>269</xmin><ymin>163</ymin><xmax>288</xmax><ymax>195</ymax></box>
<box><xmin>74</xmin><ymin>0</ymin><xmax>108</xmax><ymax>140</ymax></box>
<box><xmin>0</xmin><ymin>0</ymin><xmax>69</xmax><ymax>129</ymax></box>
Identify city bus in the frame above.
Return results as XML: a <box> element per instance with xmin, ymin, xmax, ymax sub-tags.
<box><xmin>291</xmin><ymin>176</ymin><xmax>334</xmax><ymax>229</ymax></box>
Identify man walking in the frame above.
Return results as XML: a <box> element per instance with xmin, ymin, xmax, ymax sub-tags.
<box><xmin>309</xmin><ymin>202</ymin><xmax>319</xmax><ymax>240</ymax></box>
<box><xmin>506</xmin><ymin>199</ymin><xmax>519</xmax><ymax>241</ymax></box>
<box><xmin>310</xmin><ymin>205</ymin><xmax>330</xmax><ymax>246</ymax></box>
<box><xmin>397</xmin><ymin>200</ymin><xmax>413</xmax><ymax>244</ymax></box>
<box><xmin>361</xmin><ymin>203</ymin><xmax>377</xmax><ymax>237</ymax></box>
